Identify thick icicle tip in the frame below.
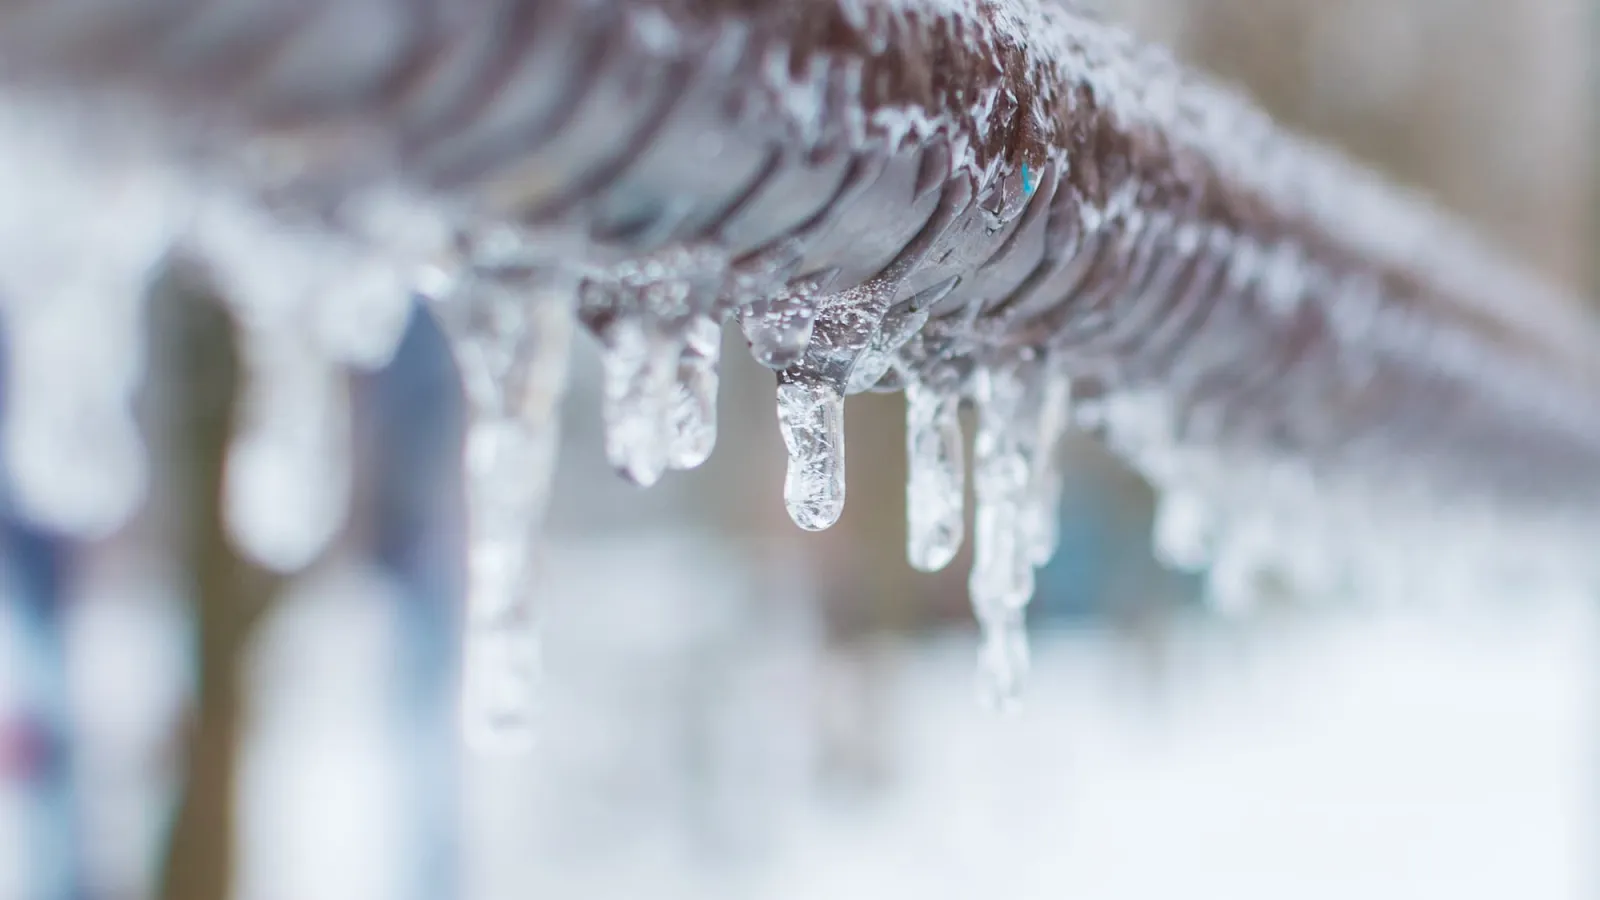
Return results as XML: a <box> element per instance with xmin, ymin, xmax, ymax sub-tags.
<box><xmin>777</xmin><ymin>379</ymin><xmax>847</xmax><ymax>531</ymax></box>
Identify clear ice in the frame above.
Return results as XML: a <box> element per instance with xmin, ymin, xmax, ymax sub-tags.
<box><xmin>599</xmin><ymin>316</ymin><xmax>679</xmax><ymax>488</ymax></box>
<box><xmin>777</xmin><ymin>379</ymin><xmax>847</xmax><ymax>531</ymax></box>
<box><xmin>968</xmin><ymin>362</ymin><xmax>1040</xmax><ymax>708</ymax></box>
<box><xmin>965</xmin><ymin>353</ymin><xmax>1074</xmax><ymax>708</ymax></box>
<box><xmin>667</xmin><ymin>314</ymin><xmax>721</xmax><ymax>471</ymax></box>
<box><xmin>740</xmin><ymin>281</ymin><xmax>822</xmax><ymax>371</ymax></box>
<box><xmin>905</xmin><ymin>380</ymin><xmax>965</xmax><ymax>572</ymax></box>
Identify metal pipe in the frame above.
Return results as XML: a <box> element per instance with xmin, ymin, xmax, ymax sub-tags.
<box><xmin>3</xmin><ymin>0</ymin><xmax>1598</xmax><ymax>521</ymax></box>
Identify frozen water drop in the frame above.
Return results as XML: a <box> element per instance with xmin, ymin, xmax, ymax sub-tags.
<box><xmin>740</xmin><ymin>291</ymin><xmax>819</xmax><ymax>370</ymax></box>
<box><xmin>905</xmin><ymin>381</ymin><xmax>964</xmax><ymax>572</ymax></box>
<box><xmin>777</xmin><ymin>378</ymin><xmax>846</xmax><ymax>531</ymax></box>
<box><xmin>601</xmin><ymin>318</ymin><xmax>679</xmax><ymax>488</ymax></box>
<box><xmin>667</xmin><ymin>314</ymin><xmax>721</xmax><ymax>470</ymax></box>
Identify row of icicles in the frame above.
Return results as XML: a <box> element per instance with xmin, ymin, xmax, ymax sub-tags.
<box><xmin>7</xmin><ymin>95</ymin><xmax>1536</xmax><ymax>753</ymax></box>
<box><xmin>433</xmin><ymin>239</ymin><xmax>1085</xmax><ymax>747</ymax></box>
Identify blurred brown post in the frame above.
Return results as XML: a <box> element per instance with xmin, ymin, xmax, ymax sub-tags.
<box><xmin>143</xmin><ymin>265</ymin><xmax>285</xmax><ymax>900</ymax></box>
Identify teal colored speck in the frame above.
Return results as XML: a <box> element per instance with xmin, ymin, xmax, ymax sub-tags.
<box><xmin>1022</xmin><ymin>163</ymin><xmax>1037</xmax><ymax>197</ymax></box>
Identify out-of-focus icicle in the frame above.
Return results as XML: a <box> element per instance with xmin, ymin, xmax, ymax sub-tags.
<box><xmin>905</xmin><ymin>378</ymin><xmax>964</xmax><ymax>572</ymax></box>
<box><xmin>968</xmin><ymin>360</ymin><xmax>1037</xmax><ymax>710</ymax></box>
<box><xmin>965</xmin><ymin>350</ymin><xmax>1073</xmax><ymax>709</ymax></box>
<box><xmin>195</xmin><ymin>200</ymin><xmax>360</xmax><ymax>571</ymax></box>
<box><xmin>582</xmin><ymin>246</ymin><xmax>729</xmax><ymax>485</ymax></box>
<box><xmin>223</xmin><ymin>337</ymin><xmax>352</xmax><ymax>571</ymax></box>
<box><xmin>598</xmin><ymin>316</ymin><xmax>679</xmax><ymax>488</ymax></box>
<box><xmin>777</xmin><ymin>378</ymin><xmax>846</xmax><ymax>531</ymax></box>
<box><xmin>434</xmin><ymin>269</ymin><xmax>576</xmax><ymax>751</ymax></box>
<box><xmin>668</xmin><ymin>313</ymin><xmax>721</xmax><ymax>470</ymax></box>
<box><xmin>0</xmin><ymin>98</ymin><xmax>176</xmax><ymax>535</ymax></box>
<box><xmin>1021</xmin><ymin>366</ymin><xmax>1071</xmax><ymax>567</ymax></box>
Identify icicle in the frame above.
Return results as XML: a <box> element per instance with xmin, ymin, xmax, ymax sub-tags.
<box><xmin>195</xmin><ymin>198</ymin><xmax>361</xmax><ymax>571</ymax></box>
<box><xmin>969</xmin><ymin>362</ymin><xmax>1036</xmax><ymax>709</ymax></box>
<box><xmin>435</xmin><ymin>271</ymin><xmax>575</xmax><ymax>751</ymax></box>
<box><xmin>905</xmin><ymin>379</ymin><xmax>964</xmax><ymax>572</ymax></box>
<box><xmin>776</xmin><ymin>378</ymin><xmax>846</xmax><ymax>531</ymax></box>
<box><xmin>223</xmin><ymin>337</ymin><xmax>352</xmax><ymax>571</ymax></box>
<box><xmin>2</xmin><ymin>290</ymin><xmax>152</xmax><ymax>536</ymax></box>
<box><xmin>578</xmin><ymin>246</ymin><xmax>730</xmax><ymax>484</ymax></box>
<box><xmin>599</xmin><ymin>316</ymin><xmax>679</xmax><ymax>487</ymax></box>
<box><xmin>667</xmin><ymin>313</ymin><xmax>721</xmax><ymax>470</ymax></box>
<box><xmin>0</xmin><ymin>103</ymin><xmax>177</xmax><ymax>534</ymax></box>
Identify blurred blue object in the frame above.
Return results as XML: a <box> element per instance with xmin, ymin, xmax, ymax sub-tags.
<box><xmin>353</xmin><ymin>302</ymin><xmax>467</xmax><ymax>900</ymax></box>
<box><xmin>0</xmin><ymin>322</ymin><xmax>86</xmax><ymax>900</ymax></box>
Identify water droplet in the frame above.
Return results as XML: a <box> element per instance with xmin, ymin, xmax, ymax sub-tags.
<box><xmin>905</xmin><ymin>380</ymin><xmax>965</xmax><ymax>572</ymax></box>
<box><xmin>777</xmin><ymin>378</ymin><xmax>846</xmax><ymax>531</ymax></box>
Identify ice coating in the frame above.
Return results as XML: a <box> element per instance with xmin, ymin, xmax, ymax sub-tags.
<box><xmin>0</xmin><ymin>0</ymin><xmax>1596</xmax><ymax>736</ymax></box>
<box><xmin>434</xmin><ymin>271</ymin><xmax>576</xmax><ymax>751</ymax></box>
<box><xmin>905</xmin><ymin>380</ymin><xmax>965</xmax><ymax>573</ymax></box>
<box><xmin>738</xmin><ymin>277</ymin><xmax>826</xmax><ymax>371</ymax></box>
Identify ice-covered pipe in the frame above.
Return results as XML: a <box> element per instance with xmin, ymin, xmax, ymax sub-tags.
<box><xmin>3</xmin><ymin>0</ymin><xmax>1598</xmax><ymax>721</ymax></box>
